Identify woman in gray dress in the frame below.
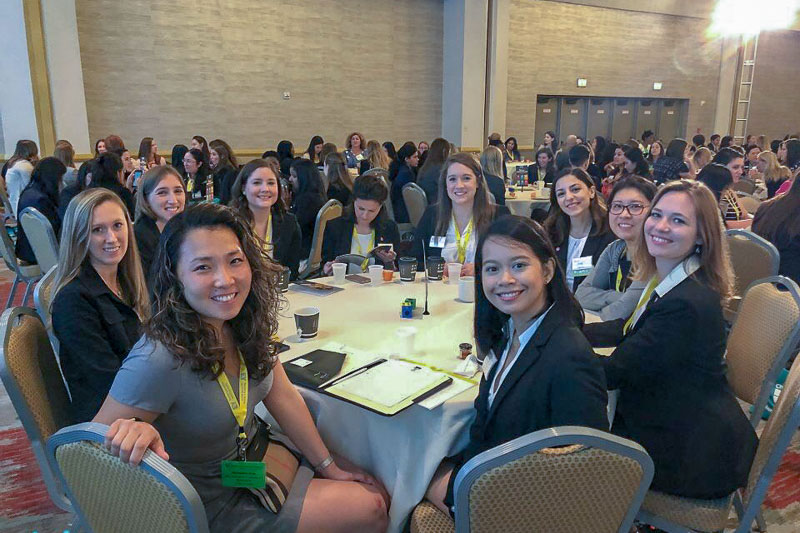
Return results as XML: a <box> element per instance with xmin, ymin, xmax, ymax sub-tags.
<box><xmin>93</xmin><ymin>203</ymin><xmax>389</xmax><ymax>533</ymax></box>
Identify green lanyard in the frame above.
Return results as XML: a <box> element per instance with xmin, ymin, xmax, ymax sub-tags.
<box><xmin>216</xmin><ymin>352</ymin><xmax>249</xmax><ymax>460</ymax></box>
<box><xmin>352</xmin><ymin>226</ymin><xmax>375</xmax><ymax>271</ymax></box>
<box><xmin>453</xmin><ymin>215</ymin><xmax>473</xmax><ymax>264</ymax></box>
<box><xmin>623</xmin><ymin>277</ymin><xmax>658</xmax><ymax>335</ymax></box>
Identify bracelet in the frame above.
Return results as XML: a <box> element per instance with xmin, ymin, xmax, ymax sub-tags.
<box><xmin>314</xmin><ymin>455</ymin><xmax>334</xmax><ymax>472</ymax></box>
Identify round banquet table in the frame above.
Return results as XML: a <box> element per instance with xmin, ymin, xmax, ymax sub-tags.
<box><xmin>504</xmin><ymin>191</ymin><xmax>550</xmax><ymax>217</ymax></box>
<box><xmin>256</xmin><ymin>276</ymin><xmax>609</xmax><ymax>532</ymax></box>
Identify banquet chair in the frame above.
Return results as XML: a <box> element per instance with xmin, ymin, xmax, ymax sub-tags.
<box><xmin>409</xmin><ymin>426</ymin><xmax>653</xmax><ymax>533</ymax></box>
<box><xmin>725</xmin><ymin>276</ymin><xmax>800</xmax><ymax>427</ymax></box>
<box><xmin>0</xmin><ymin>181</ymin><xmax>17</xmax><ymax>223</ymax></box>
<box><xmin>736</xmin><ymin>194</ymin><xmax>761</xmax><ymax>214</ymax></box>
<box><xmin>724</xmin><ymin>229</ymin><xmax>779</xmax><ymax>321</ymax></box>
<box><xmin>637</xmin><ymin>353</ymin><xmax>800</xmax><ymax>533</ymax></box>
<box><xmin>298</xmin><ymin>199</ymin><xmax>342</xmax><ymax>279</ymax></box>
<box><xmin>402</xmin><ymin>183</ymin><xmax>428</xmax><ymax>228</ymax></box>
<box><xmin>0</xmin><ymin>307</ymin><xmax>74</xmax><ymax>515</ymax></box>
<box><xmin>48</xmin><ymin>422</ymin><xmax>209</xmax><ymax>533</ymax></box>
<box><xmin>34</xmin><ymin>265</ymin><xmax>59</xmax><ymax>354</ymax></box>
<box><xmin>0</xmin><ymin>221</ymin><xmax>42</xmax><ymax>309</ymax></box>
<box><xmin>732</xmin><ymin>180</ymin><xmax>756</xmax><ymax>195</ymax></box>
<box><xmin>20</xmin><ymin>206</ymin><xmax>60</xmax><ymax>274</ymax></box>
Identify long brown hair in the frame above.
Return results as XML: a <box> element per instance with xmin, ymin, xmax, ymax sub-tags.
<box><xmin>209</xmin><ymin>138</ymin><xmax>238</xmax><ymax>169</ymax></box>
<box><xmin>146</xmin><ymin>203</ymin><xmax>283</xmax><ymax>380</ymax></box>
<box><xmin>365</xmin><ymin>140</ymin><xmax>391</xmax><ymax>170</ymax></box>
<box><xmin>434</xmin><ymin>152</ymin><xmax>496</xmax><ymax>235</ymax></box>
<box><xmin>632</xmin><ymin>180</ymin><xmax>733</xmax><ymax>302</ymax></box>
<box><xmin>544</xmin><ymin>167</ymin><xmax>608</xmax><ymax>246</ymax></box>
<box><xmin>231</xmin><ymin>158</ymin><xmax>287</xmax><ymax>220</ymax></box>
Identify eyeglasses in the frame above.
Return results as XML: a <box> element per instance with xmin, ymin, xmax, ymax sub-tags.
<box><xmin>609</xmin><ymin>202</ymin><xmax>648</xmax><ymax>215</ymax></box>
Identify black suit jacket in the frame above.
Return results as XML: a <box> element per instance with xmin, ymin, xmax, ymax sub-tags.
<box><xmin>484</xmin><ymin>174</ymin><xmax>506</xmax><ymax>206</ymax></box>
<box><xmin>52</xmin><ymin>265</ymin><xmax>142</xmax><ymax>423</ymax></box>
<box><xmin>133</xmin><ymin>214</ymin><xmax>160</xmax><ymax>282</ymax></box>
<box><xmin>553</xmin><ymin>224</ymin><xmax>615</xmax><ymax>292</ymax></box>
<box><xmin>291</xmin><ymin>193</ymin><xmax>327</xmax><ymax>258</ymax></box>
<box><xmin>583</xmin><ymin>276</ymin><xmax>758</xmax><ymax>498</ymax></box>
<box><xmin>272</xmin><ymin>211</ymin><xmax>303</xmax><ymax>279</ymax></box>
<box><xmin>391</xmin><ymin>165</ymin><xmax>415</xmax><ymax>224</ymax></box>
<box><xmin>15</xmin><ymin>187</ymin><xmax>60</xmax><ymax>264</ymax></box>
<box><xmin>412</xmin><ymin>204</ymin><xmax>511</xmax><ymax>265</ymax></box>
<box><xmin>321</xmin><ymin>211</ymin><xmax>400</xmax><ymax>266</ymax></box>
<box><xmin>417</xmin><ymin>163</ymin><xmax>443</xmax><ymax>204</ymax></box>
<box><xmin>526</xmin><ymin>165</ymin><xmax>555</xmax><ymax>185</ymax></box>
<box><xmin>446</xmin><ymin>301</ymin><xmax>608</xmax><ymax>506</ymax></box>
<box><xmin>213</xmin><ymin>165</ymin><xmax>238</xmax><ymax>206</ymax></box>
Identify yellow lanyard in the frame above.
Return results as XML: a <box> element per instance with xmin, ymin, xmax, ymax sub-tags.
<box><xmin>216</xmin><ymin>352</ymin><xmax>249</xmax><ymax>460</ymax></box>
<box><xmin>623</xmin><ymin>277</ymin><xmax>659</xmax><ymax>335</ymax></box>
<box><xmin>538</xmin><ymin>168</ymin><xmax>546</xmax><ymax>181</ymax></box>
<box><xmin>352</xmin><ymin>226</ymin><xmax>375</xmax><ymax>271</ymax></box>
<box><xmin>615</xmin><ymin>246</ymin><xmax>628</xmax><ymax>292</ymax></box>
<box><xmin>453</xmin><ymin>216</ymin><xmax>474</xmax><ymax>264</ymax></box>
<box><xmin>725</xmin><ymin>191</ymin><xmax>741</xmax><ymax>219</ymax></box>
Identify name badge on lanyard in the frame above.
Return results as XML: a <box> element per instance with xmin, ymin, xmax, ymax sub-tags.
<box><xmin>429</xmin><ymin>236</ymin><xmax>446</xmax><ymax>248</ymax></box>
<box><xmin>571</xmin><ymin>256</ymin><xmax>593</xmax><ymax>278</ymax></box>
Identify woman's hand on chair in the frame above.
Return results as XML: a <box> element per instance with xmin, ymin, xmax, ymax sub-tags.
<box><xmin>323</xmin><ymin>261</ymin><xmax>334</xmax><ymax>275</ymax></box>
<box><xmin>105</xmin><ymin>418</ymin><xmax>169</xmax><ymax>466</ymax></box>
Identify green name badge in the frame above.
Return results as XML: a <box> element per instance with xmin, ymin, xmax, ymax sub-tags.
<box><xmin>221</xmin><ymin>460</ymin><xmax>266</xmax><ymax>489</ymax></box>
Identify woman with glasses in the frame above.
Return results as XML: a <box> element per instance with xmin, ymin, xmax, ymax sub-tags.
<box><xmin>576</xmin><ymin>176</ymin><xmax>657</xmax><ymax>319</ymax></box>
<box><xmin>183</xmin><ymin>148</ymin><xmax>209</xmax><ymax>203</ymax></box>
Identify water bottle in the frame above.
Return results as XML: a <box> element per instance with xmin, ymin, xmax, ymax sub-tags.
<box><xmin>206</xmin><ymin>178</ymin><xmax>214</xmax><ymax>203</ymax></box>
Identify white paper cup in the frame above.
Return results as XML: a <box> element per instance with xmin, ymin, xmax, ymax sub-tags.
<box><xmin>395</xmin><ymin>326</ymin><xmax>417</xmax><ymax>355</ymax></box>
<box><xmin>458</xmin><ymin>276</ymin><xmax>475</xmax><ymax>303</ymax></box>
<box><xmin>368</xmin><ymin>264</ymin><xmax>384</xmax><ymax>286</ymax></box>
<box><xmin>332</xmin><ymin>262</ymin><xmax>347</xmax><ymax>284</ymax></box>
<box><xmin>447</xmin><ymin>263</ymin><xmax>462</xmax><ymax>284</ymax></box>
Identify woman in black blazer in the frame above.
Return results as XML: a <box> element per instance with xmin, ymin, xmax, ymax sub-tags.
<box><xmin>424</xmin><ymin>215</ymin><xmax>608</xmax><ymax>516</ymax></box>
<box><xmin>323</xmin><ymin>152</ymin><xmax>353</xmax><ymax>206</ymax></box>
<box><xmin>133</xmin><ymin>166</ymin><xmax>186</xmax><ymax>280</ymax></box>
<box><xmin>544</xmin><ymin>167</ymin><xmax>614</xmax><ymax>292</ymax></box>
<box><xmin>232</xmin><ymin>159</ymin><xmax>303</xmax><ymax>279</ymax></box>
<box><xmin>413</xmin><ymin>152</ymin><xmax>510</xmax><ymax>277</ymax></box>
<box><xmin>528</xmin><ymin>148</ymin><xmax>556</xmax><ymax>185</ymax></box>
<box><xmin>208</xmin><ymin>139</ymin><xmax>239</xmax><ymax>206</ymax></box>
<box><xmin>15</xmin><ymin>157</ymin><xmax>64</xmax><ymax>264</ymax></box>
<box><xmin>289</xmin><ymin>159</ymin><xmax>327</xmax><ymax>258</ymax></box>
<box><xmin>52</xmin><ymin>188</ymin><xmax>149</xmax><ymax>423</ymax></box>
<box><xmin>390</xmin><ymin>142</ymin><xmax>420</xmax><ymax>224</ymax></box>
<box><xmin>321</xmin><ymin>174</ymin><xmax>399</xmax><ymax>274</ymax></box>
<box><xmin>584</xmin><ymin>180</ymin><xmax>757</xmax><ymax>499</ymax></box>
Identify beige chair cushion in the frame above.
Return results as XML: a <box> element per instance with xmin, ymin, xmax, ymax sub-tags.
<box><xmin>642</xmin><ymin>490</ymin><xmax>733</xmax><ymax>532</ymax></box>
<box><xmin>56</xmin><ymin>441</ymin><xmax>191</xmax><ymax>533</ymax></box>
<box><xmin>410</xmin><ymin>501</ymin><xmax>455</xmax><ymax>533</ymax></box>
<box><xmin>726</xmin><ymin>282</ymin><xmax>800</xmax><ymax>404</ymax></box>
<box><xmin>726</xmin><ymin>235</ymin><xmax>776</xmax><ymax>297</ymax></box>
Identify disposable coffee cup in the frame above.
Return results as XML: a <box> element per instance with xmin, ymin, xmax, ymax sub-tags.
<box><xmin>427</xmin><ymin>256</ymin><xmax>445</xmax><ymax>281</ymax></box>
<box><xmin>332</xmin><ymin>262</ymin><xmax>347</xmax><ymax>284</ymax></box>
<box><xmin>368</xmin><ymin>264</ymin><xmax>384</xmax><ymax>286</ymax></box>
<box><xmin>398</xmin><ymin>257</ymin><xmax>417</xmax><ymax>282</ymax></box>
<box><xmin>294</xmin><ymin>307</ymin><xmax>320</xmax><ymax>338</ymax></box>
<box><xmin>395</xmin><ymin>326</ymin><xmax>417</xmax><ymax>355</ymax></box>
<box><xmin>458</xmin><ymin>276</ymin><xmax>475</xmax><ymax>303</ymax></box>
<box><xmin>278</xmin><ymin>267</ymin><xmax>290</xmax><ymax>292</ymax></box>
<box><xmin>447</xmin><ymin>263</ymin><xmax>462</xmax><ymax>284</ymax></box>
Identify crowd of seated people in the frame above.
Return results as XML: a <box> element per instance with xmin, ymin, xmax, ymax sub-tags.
<box><xmin>2</xmin><ymin>125</ymin><xmax>800</xmax><ymax>533</ymax></box>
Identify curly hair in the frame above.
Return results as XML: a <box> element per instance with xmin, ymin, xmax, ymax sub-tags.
<box><xmin>145</xmin><ymin>203</ymin><xmax>284</xmax><ymax>380</ymax></box>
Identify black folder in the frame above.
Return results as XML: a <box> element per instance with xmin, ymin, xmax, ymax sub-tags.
<box><xmin>284</xmin><ymin>349</ymin><xmax>347</xmax><ymax>389</ymax></box>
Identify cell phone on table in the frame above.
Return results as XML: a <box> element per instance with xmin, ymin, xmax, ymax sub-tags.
<box><xmin>369</xmin><ymin>243</ymin><xmax>393</xmax><ymax>256</ymax></box>
<box><xmin>346</xmin><ymin>274</ymin><xmax>370</xmax><ymax>284</ymax></box>
<box><xmin>274</xmin><ymin>341</ymin><xmax>290</xmax><ymax>354</ymax></box>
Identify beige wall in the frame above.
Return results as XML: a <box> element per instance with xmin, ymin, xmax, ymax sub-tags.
<box><xmin>75</xmin><ymin>0</ymin><xmax>443</xmax><ymax>153</ymax></box>
<box><xmin>747</xmin><ymin>31</ymin><xmax>800</xmax><ymax>140</ymax></box>
<box><xmin>505</xmin><ymin>0</ymin><xmax>723</xmax><ymax>146</ymax></box>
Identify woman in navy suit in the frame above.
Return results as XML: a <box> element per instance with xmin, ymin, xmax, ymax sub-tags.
<box><xmin>424</xmin><ymin>215</ymin><xmax>608</xmax><ymax>516</ymax></box>
<box><xmin>584</xmin><ymin>180</ymin><xmax>757</xmax><ymax>499</ymax></box>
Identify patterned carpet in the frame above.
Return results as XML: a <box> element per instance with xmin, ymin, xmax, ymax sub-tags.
<box><xmin>0</xmin><ymin>270</ymin><xmax>799</xmax><ymax>532</ymax></box>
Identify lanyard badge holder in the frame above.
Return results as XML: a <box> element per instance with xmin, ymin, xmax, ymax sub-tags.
<box><xmin>453</xmin><ymin>216</ymin><xmax>473</xmax><ymax>264</ymax></box>
<box><xmin>218</xmin><ymin>353</ymin><xmax>267</xmax><ymax>489</ymax></box>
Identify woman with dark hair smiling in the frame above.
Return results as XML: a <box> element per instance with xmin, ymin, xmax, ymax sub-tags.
<box><xmin>190</xmin><ymin>135</ymin><xmax>210</xmax><ymax>166</ymax></box>
<box><xmin>344</xmin><ymin>132</ymin><xmax>367</xmax><ymax>169</ymax></box>
<box><xmin>15</xmin><ymin>157</ymin><xmax>65</xmax><ymax>264</ymax></box>
<box><xmin>504</xmin><ymin>137</ymin><xmax>521</xmax><ymax>162</ymax></box>
<box><xmin>539</xmin><ymin>130</ymin><xmax>558</xmax><ymax>153</ymax></box>
<box><xmin>134</xmin><ymin>166</ymin><xmax>186</xmax><ymax>279</ymax></box>
<box><xmin>232</xmin><ymin>159</ymin><xmax>302</xmax><ymax>279</ymax></box>
<box><xmin>137</xmin><ymin>137</ymin><xmax>166</xmax><ymax>168</ymax></box>
<box><xmin>423</xmin><ymin>215</ymin><xmax>607</xmax><ymax>517</ymax></box>
<box><xmin>183</xmin><ymin>148</ymin><xmax>209</xmax><ymax>203</ymax></box>
<box><xmin>209</xmin><ymin>139</ymin><xmax>239</xmax><ymax>205</ymax></box>
<box><xmin>92</xmin><ymin>203</ymin><xmax>389</xmax><ymax>533</ymax></box>
<box><xmin>545</xmin><ymin>168</ymin><xmax>614</xmax><ymax>292</ymax></box>
<box><xmin>95</xmin><ymin>138</ymin><xmax>107</xmax><ymax>157</ymax></box>
<box><xmin>289</xmin><ymin>159</ymin><xmax>327</xmax><ymax>257</ymax></box>
<box><xmin>527</xmin><ymin>147</ymin><xmax>556</xmax><ymax>185</ymax></box>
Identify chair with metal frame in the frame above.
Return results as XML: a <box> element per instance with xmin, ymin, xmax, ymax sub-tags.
<box><xmin>0</xmin><ymin>307</ymin><xmax>74</xmax><ymax>516</ymax></box>
<box><xmin>410</xmin><ymin>426</ymin><xmax>654</xmax><ymax>533</ymax></box>
<box><xmin>34</xmin><ymin>265</ymin><xmax>59</xmax><ymax>354</ymax></box>
<box><xmin>637</xmin><ymin>353</ymin><xmax>800</xmax><ymax>532</ymax></box>
<box><xmin>724</xmin><ymin>229</ymin><xmax>779</xmax><ymax>321</ymax></box>
<box><xmin>19</xmin><ymin>206</ymin><xmax>60</xmax><ymax>274</ymax></box>
<box><xmin>297</xmin><ymin>199</ymin><xmax>342</xmax><ymax>280</ymax></box>
<box><xmin>402</xmin><ymin>182</ymin><xmax>428</xmax><ymax>229</ymax></box>
<box><xmin>48</xmin><ymin>422</ymin><xmax>209</xmax><ymax>533</ymax></box>
<box><xmin>0</xmin><ymin>221</ymin><xmax>42</xmax><ymax>309</ymax></box>
<box><xmin>725</xmin><ymin>276</ymin><xmax>800</xmax><ymax>427</ymax></box>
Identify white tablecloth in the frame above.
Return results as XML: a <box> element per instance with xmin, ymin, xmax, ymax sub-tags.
<box><xmin>504</xmin><ymin>193</ymin><xmax>550</xmax><ymax>217</ymax></box>
<box><xmin>256</xmin><ymin>277</ymin><xmax>610</xmax><ymax>532</ymax></box>
<box><xmin>257</xmin><ymin>277</ymin><xmax>478</xmax><ymax>532</ymax></box>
